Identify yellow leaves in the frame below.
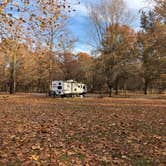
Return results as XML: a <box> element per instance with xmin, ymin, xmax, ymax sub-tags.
<box><xmin>162</xmin><ymin>151</ymin><xmax>166</xmax><ymax>156</ymax></box>
<box><xmin>102</xmin><ymin>156</ymin><xmax>113</xmax><ymax>162</ymax></box>
<box><xmin>24</xmin><ymin>0</ymin><xmax>30</xmax><ymax>6</ymax></box>
<box><xmin>77</xmin><ymin>52</ymin><xmax>92</xmax><ymax>62</ymax></box>
<box><xmin>0</xmin><ymin>7</ymin><xmax>5</xmax><ymax>15</ymax></box>
<box><xmin>30</xmin><ymin>154</ymin><xmax>39</xmax><ymax>161</ymax></box>
<box><xmin>0</xmin><ymin>1</ymin><xmax>9</xmax><ymax>14</ymax></box>
<box><xmin>31</xmin><ymin>144</ymin><xmax>42</xmax><ymax>150</ymax></box>
<box><xmin>40</xmin><ymin>21</ymin><xmax>47</xmax><ymax>29</ymax></box>
<box><xmin>54</xmin><ymin>10</ymin><xmax>60</xmax><ymax>19</ymax></box>
<box><xmin>67</xmin><ymin>151</ymin><xmax>75</xmax><ymax>156</ymax></box>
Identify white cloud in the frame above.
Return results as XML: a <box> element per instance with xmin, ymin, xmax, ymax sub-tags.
<box><xmin>68</xmin><ymin>0</ymin><xmax>89</xmax><ymax>17</ymax></box>
<box><xmin>125</xmin><ymin>0</ymin><xmax>154</xmax><ymax>10</ymax></box>
<box><xmin>71</xmin><ymin>0</ymin><xmax>149</xmax><ymax>18</ymax></box>
<box><xmin>125</xmin><ymin>0</ymin><xmax>146</xmax><ymax>9</ymax></box>
<box><xmin>73</xmin><ymin>43</ymin><xmax>93</xmax><ymax>54</ymax></box>
<box><xmin>75</xmin><ymin>3</ymin><xmax>89</xmax><ymax>17</ymax></box>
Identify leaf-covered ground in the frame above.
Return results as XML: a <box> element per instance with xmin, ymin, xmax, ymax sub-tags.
<box><xmin>0</xmin><ymin>94</ymin><xmax>165</xmax><ymax>165</ymax></box>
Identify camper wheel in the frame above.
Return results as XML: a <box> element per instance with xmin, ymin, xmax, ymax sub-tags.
<box><xmin>80</xmin><ymin>94</ymin><xmax>84</xmax><ymax>98</ymax></box>
<box><xmin>71</xmin><ymin>94</ymin><xmax>77</xmax><ymax>98</ymax></box>
<box><xmin>48</xmin><ymin>90</ymin><xmax>52</xmax><ymax>97</ymax></box>
<box><xmin>48</xmin><ymin>91</ymin><xmax>56</xmax><ymax>97</ymax></box>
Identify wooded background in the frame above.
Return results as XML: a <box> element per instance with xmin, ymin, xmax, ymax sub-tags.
<box><xmin>0</xmin><ymin>0</ymin><xmax>165</xmax><ymax>95</ymax></box>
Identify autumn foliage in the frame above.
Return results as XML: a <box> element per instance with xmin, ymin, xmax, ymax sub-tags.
<box><xmin>0</xmin><ymin>0</ymin><xmax>165</xmax><ymax>94</ymax></box>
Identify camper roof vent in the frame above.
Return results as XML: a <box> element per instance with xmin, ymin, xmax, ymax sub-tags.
<box><xmin>66</xmin><ymin>80</ymin><xmax>76</xmax><ymax>83</ymax></box>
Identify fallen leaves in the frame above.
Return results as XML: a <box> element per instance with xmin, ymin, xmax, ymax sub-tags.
<box><xmin>30</xmin><ymin>154</ymin><xmax>39</xmax><ymax>161</ymax></box>
<box><xmin>0</xmin><ymin>94</ymin><xmax>165</xmax><ymax>165</ymax></box>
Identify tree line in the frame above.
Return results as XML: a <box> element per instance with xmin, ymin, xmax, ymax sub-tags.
<box><xmin>0</xmin><ymin>0</ymin><xmax>165</xmax><ymax>95</ymax></box>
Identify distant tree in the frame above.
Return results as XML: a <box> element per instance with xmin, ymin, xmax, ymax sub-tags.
<box><xmin>16</xmin><ymin>45</ymin><xmax>37</xmax><ymax>92</ymax></box>
<box><xmin>0</xmin><ymin>37</ymin><xmax>23</xmax><ymax>94</ymax></box>
<box><xmin>101</xmin><ymin>24</ymin><xmax>136</xmax><ymax>95</ymax></box>
<box><xmin>58</xmin><ymin>52</ymin><xmax>77</xmax><ymax>80</ymax></box>
<box><xmin>0</xmin><ymin>47</ymin><xmax>7</xmax><ymax>91</ymax></box>
<box><xmin>137</xmin><ymin>11</ymin><xmax>163</xmax><ymax>94</ymax></box>
<box><xmin>75</xmin><ymin>52</ymin><xmax>94</xmax><ymax>89</ymax></box>
<box><xmin>33</xmin><ymin>48</ymin><xmax>49</xmax><ymax>92</ymax></box>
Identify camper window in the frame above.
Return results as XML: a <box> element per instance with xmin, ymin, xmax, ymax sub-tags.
<box><xmin>58</xmin><ymin>86</ymin><xmax>62</xmax><ymax>89</ymax></box>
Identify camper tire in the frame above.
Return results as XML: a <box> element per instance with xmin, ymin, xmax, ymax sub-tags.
<box><xmin>48</xmin><ymin>90</ymin><xmax>52</xmax><ymax>97</ymax></box>
<box><xmin>80</xmin><ymin>94</ymin><xmax>84</xmax><ymax>98</ymax></box>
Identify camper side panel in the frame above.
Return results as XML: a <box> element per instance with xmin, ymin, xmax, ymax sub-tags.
<box><xmin>51</xmin><ymin>81</ymin><xmax>64</xmax><ymax>95</ymax></box>
<box><xmin>64</xmin><ymin>82</ymin><xmax>72</xmax><ymax>94</ymax></box>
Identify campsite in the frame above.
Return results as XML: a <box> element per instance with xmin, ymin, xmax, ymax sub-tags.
<box><xmin>0</xmin><ymin>0</ymin><xmax>166</xmax><ymax>165</ymax></box>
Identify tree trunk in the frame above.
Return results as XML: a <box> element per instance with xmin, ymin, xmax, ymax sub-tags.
<box><xmin>115</xmin><ymin>78</ymin><xmax>119</xmax><ymax>95</ymax></box>
<box><xmin>107</xmin><ymin>82</ymin><xmax>112</xmax><ymax>97</ymax></box>
<box><xmin>48</xmin><ymin>57</ymin><xmax>52</xmax><ymax>90</ymax></box>
<box><xmin>48</xmin><ymin>29</ymin><xmax>54</xmax><ymax>91</ymax></box>
<box><xmin>109</xmin><ymin>90</ymin><xmax>112</xmax><ymax>97</ymax></box>
<box><xmin>13</xmin><ymin>57</ymin><xmax>16</xmax><ymax>93</ymax></box>
<box><xmin>124</xmin><ymin>81</ymin><xmax>127</xmax><ymax>96</ymax></box>
<box><xmin>144</xmin><ymin>80</ymin><xmax>148</xmax><ymax>95</ymax></box>
<box><xmin>9</xmin><ymin>77</ymin><xmax>14</xmax><ymax>94</ymax></box>
<box><xmin>38</xmin><ymin>78</ymin><xmax>41</xmax><ymax>93</ymax></box>
<box><xmin>9</xmin><ymin>53</ymin><xmax>16</xmax><ymax>94</ymax></box>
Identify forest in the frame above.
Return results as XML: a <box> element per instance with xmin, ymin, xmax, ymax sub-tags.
<box><xmin>0</xmin><ymin>0</ymin><xmax>165</xmax><ymax>95</ymax></box>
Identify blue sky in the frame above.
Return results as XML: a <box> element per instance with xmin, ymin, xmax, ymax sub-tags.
<box><xmin>67</xmin><ymin>0</ymin><xmax>152</xmax><ymax>54</ymax></box>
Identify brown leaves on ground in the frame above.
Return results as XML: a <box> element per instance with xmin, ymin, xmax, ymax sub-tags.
<box><xmin>0</xmin><ymin>94</ymin><xmax>165</xmax><ymax>165</ymax></box>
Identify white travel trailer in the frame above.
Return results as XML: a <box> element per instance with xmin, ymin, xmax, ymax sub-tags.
<box><xmin>49</xmin><ymin>80</ymin><xmax>87</xmax><ymax>97</ymax></box>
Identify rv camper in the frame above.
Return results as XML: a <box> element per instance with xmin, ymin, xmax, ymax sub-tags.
<box><xmin>49</xmin><ymin>80</ymin><xmax>87</xmax><ymax>97</ymax></box>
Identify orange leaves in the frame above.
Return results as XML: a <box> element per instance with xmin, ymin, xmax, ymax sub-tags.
<box><xmin>154</xmin><ymin>0</ymin><xmax>166</xmax><ymax>19</ymax></box>
<box><xmin>105</xmin><ymin>24</ymin><xmax>136</xmax><ymax>52</ymax></box>
<box><xmin>0</xmin><ymin>94</ymin><xmax>165</xmax><ymax>165</ymax></box>
<box><xmin>40</xmin><ymin>21</ymin><xmax>47</xmax><ymax>29</ymax></box>
<box><xmin>76</xmin><ymin>52</ymin><xmax>92</xmax><ymax>63</ymax></box>
<box><xmin>30</xmin><ymin>154</ymin><xmax>39</xmax><ymax>161</ymax></box>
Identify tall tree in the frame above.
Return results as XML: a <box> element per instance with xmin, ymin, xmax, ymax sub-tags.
<box><xmin>88</xmin><ymin>0</ymin><xmax>135</xmax><ymax>95</ymax></box>
<box><xmin>0</xmin><ymin>0</ymin><xmax>36</xmax><ymax>93</ymax></box>
<box><xmin>153</xmin><ymin>0</ymin><xmax>166</xmax><ymax>93</ymax></box>
<box><xmin>101</xmin><ymin>24</ymin><xmax>136</xmax><ymax>95</ymax></box>
<box><xmin>31</xmin><ymin>0</ymin><xmax>78</xmax><ymax>90</ymax></box>
<box><xmin>137</xmin><ymin>11</ymin><xmax>163</xmax><ymax>94</ymax></box>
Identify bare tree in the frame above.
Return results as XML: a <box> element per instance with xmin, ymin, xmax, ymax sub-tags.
<box><xmin>87</xmin><ymin>0</ymin><xmax>134</xmax><ymax>50</ymax></box>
